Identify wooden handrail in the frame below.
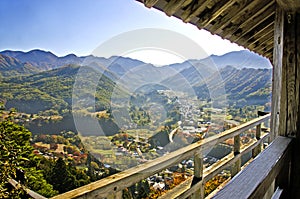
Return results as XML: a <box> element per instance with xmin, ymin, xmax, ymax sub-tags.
<box><xmin>8</xmin><ymin>179</ymin><xmax>47</xmax><ymax>199</ymax></box>
<box><xmin>212</xmin><ymin>136</ymin><xmax>292</xmax><ymax>199</ymax></box>
<box><xmin>158</xmin><ymin>132</ymin><xmax>270</xmax><ymax>199</ymax></box>
<box><xmin>51</xmin><ymin>113</ymin><xmax>270</xmax><ymax>199</ymax></box>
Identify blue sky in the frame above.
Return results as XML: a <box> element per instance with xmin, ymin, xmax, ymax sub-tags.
<box><xmin>0</xmin><ymin>0</ymin><xmax>244</xmax><ymax>64</ymax></box>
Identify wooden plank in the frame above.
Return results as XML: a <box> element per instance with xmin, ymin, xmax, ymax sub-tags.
<box><xmin>231</xmin><ymin>135</ymin><xmax>241</xmax><ymax>177</ymax></box>
<box><xmin>248</xmin><ymin>30</ymin><xmax>274</xmax><ymax>49</ymax></box>
<box><xmin>212</xmin><ymin>0</ymin><xmax>262</xmax><ymax>34</ymax></box>
<box><xmin>285</xmin><ymin>12</ymin><xmax>297</xmax><ymax>137</ymax></box>
<box><xmin>8</xmin><ymin>179</ymin><xmax>47</xmax><ymax>199</ymax></box>
<box><xmin>271</xmin><ymin>187</ymin><xmax>283</xmax><ymax>199</ymax></box>
<box><xmin>196</xmin><ymin>0</ymin><xmax>236</xmax><ymax>28</ymax></box>
<box><xmin>276</xmin><ymin>0</ymin><xmax>300</xmax><ymax>11</ymax></box>
<box><xmin>217</xmin><ymin>1</ymin><xmax>274</xmax><ymax>37</ymax></box>
<box><xmin>180</xmin><ymin>0</ymin><xmax>210</xmax><ymax>23</ymax></box>
<box><xmin>290</xmin><ymin>11</ymin><xmax>300</xmax><ymax>199</ymax></box>
<box><xmin>144</xmin><ymin>0</ymin><xmax>159</xmax><ymax>8</ymax></box>
<box><xmin>239</xmin><ymin>21</ymin><xmax>274</xmax><ymax>47</ymax></box>
<box><xmin>204</xmin><ymin>133</ymin><xmax>269</xmax><ymax>182</ymax></box>
<box><xmin>231</xmin><ymin>13</ymin><xmax>275</xmax><ymax>48</ymax></box>
<box><xmin>51</xmin><ymin>114</ymin><xmax>270</xmax><ymax>199</ymax></box>
<box><xmin>212</xmin><ymin>136</ymin><xmax>292</xmax><ymax>199</ymax></box>
<box><xmin>230</xmin><ymin>4</ymin><xmax>275</xmax><ymax>42</ymax></box>
<box><xmin>252</xmin><ymin>124</ymin><xmax>262</xmax><ymax>158</ymax></box>
<box><xmin>192</xmin><ymin>153</ymin><xmax>204</xmax><ymax>199</ymax></box>
<box><xmin>271</xmin><ymin>5</ymin><xmax>285</xmax><ymax>139</ymax></box>
<box><xmin>163</xmin><ymin>0</ymin><xmax>192</xmax><ymax>16</ymax></box>
<box><xmin>160</xmin><ymin>133</ymin><xmax>269</xmax><ymax>199</ymax></box>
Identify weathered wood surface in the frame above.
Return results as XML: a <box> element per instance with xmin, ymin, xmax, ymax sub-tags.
<box><xmin>231</xmin><ymin>135</ymin><xmax>241</xmax><ymax>177</ymax></box>
<box><xmin>271</xmin><ymin>187</ymin><xmax>283</xmax><ymax>199</ymax></box>
<box><xmin>144</xmin><ymin>0</ymin><xmax>159</xmax><ymax>8</ymax></box>
<box><xmin>285</xmin><ymin>12</ymin><xmax>297</xmax><ymax>138</ymax></box>
<box><xmin>196</xmin><ymin>0</ymin><xmax>236</xmax><ymax>28</ymax></box>
<box><xmin>51</xmin><ymin>114</ymin><xmax>270</xmax><ymax>199</ymax></box>
<box><xmin>271</xmin><ymin>5</ymin><xmax>284</xmax><ymax>139</ymax></box>
<box><xmin>191</xmin><ymin>153</ymin><xmax>204</xmax><ymax>199</ymax></box>
<box><xmin>212</xmin><ymin>136</ymin><xmax>292</xmax><ymax>199</ymax></box>
<box><xmin>252</xmin><ymin>124</ymin><xmax>262</xmax><ymax>158</ymax></box>
<box><xmin>230</xmin><ymin>3</ymin><xmax>275</xmax><ymax>43</ymax></box>
<box><xmin>137</xmin><ymin>0</ymin><xmax>276</xmax><ymax>59</ymax></box>
<box><xmin>209</xmin><ymin>0</ymin><xmax>254</xmax><ymax>33</ymax></box>
<box><xmin>158</xmin><ymin>133</ymin><xmax>269</xmax><ymax>199</ymax></box>
<box><xmin>9</xmin><ymin>179</ymin><xmax>47</xmax><ymax>199</ymax></box>
<box><xmin>222</xmin><ymin>1</ymin><xmax>274</xmax><ymax>39</ymax></box>
<box><xmin>288</xmin><ymin>10</ymin><xmax>300</xmax><ymax>199</ymax></box>
<box><xmin>180</xmin><ymin>0</ymin><xmax>209</xmax><ymax>23</ymax></box>
<box><xmin>163</xmin><ymin>0</ymin><xmax>192</xmax><ymax>16</ymax></box>
<box><xmin>277</xmin><ymin>0</ymin><xmax>300</xmax><ymax>11</ymax></box>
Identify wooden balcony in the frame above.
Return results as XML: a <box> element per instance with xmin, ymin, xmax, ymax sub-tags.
<box><xmin>48</xmin><ymin>113</ymin><xmax>276</xmax><ymax>199</ymax></box>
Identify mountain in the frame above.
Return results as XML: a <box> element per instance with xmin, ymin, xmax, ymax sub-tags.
<box><xmin>0</xmin><ymin>49</ymin><xmax>85</xmax><ymax>70</ymax></box>
<box><xmin>193</xmin><ymin>65</ymin><xmax>272</xmax><ymax>107</ymax></box>
<box><xmin>0</xmin><ymin>49</ymin><xmax>273</xmax><ymax>112</ymax></box>
<box><xmin>209</xmin><ymin>50</ymin><xmax>272</xmax><ymax>69</ymax></box>
<box><xmin>166</xmin><ymin>50</ymin><xmax>272</xmax><ymax>71</ymax></box>
<box><xmin>0</xmin><ymin>50</ymin><xmax>149</xmax><ymax>77</ymax></box>
<box><xmin>0</xmin><ymin>54</ymin><xmax>40</xmax><ymax>76</ymax></box>
<box><xmin>0</xmin><ymin>64</ymin><xmax>125</xmax><ymax>113</ymax></box>
<box><xmin>161</xmin><ymin>61</ymin><xmax>217</xmax><ymax>90</ymax></box>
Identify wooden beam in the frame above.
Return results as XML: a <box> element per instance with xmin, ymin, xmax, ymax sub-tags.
<box><xmin>163</xmin><ymin>0</ymin><xmax>192</xmax><ymax>16</ymax></box>
<box><xmin>271</xmin><ymin>5</ymin><xmax>284</xmax><ymax>140</ymax></box>
<box><xmin>144</xmin><ymin>0</ymin><xmax>159</xmax><ymax>8</ymax></box>
<box><xmin>277</xmin><ymin>0</ymin><xmax>300</xmax><ymax>11</ymax></box>
<box><xmin>252</xmin><ymin>124</ymin><xmax>262</xmax><ymax>158</ymax></box>
<box><xmin>196</xmin><ymin>0</ymin><xmax>236</xmax><ymax>28</ymax></box>
<box><xmin>289</xmin><ymin>11</ymin><xmax>300</xmax><ymax>198</ymax></box>
<box><xmin>286</xmin><ymin>12</ymin><xmax>298</xmax><ymax>137</ymax></box>
<box><xmin>210</xmin><ymin>0</ymin><xmax>257</xmax><ymax>33</ymax></box>
<box><xmin>215</xmin><ymin>0</ymin><xmax>273</xmax><ymax>36</ymax></box>
<box><xmin>229</xmin><ymin>3</ymin><xmax>275</xmax><ymax>42</ymax></box>
<box><xmin>236</xmin><ymin>19</ymin><xmax>274</xmax><ymax>48</ymax></box>
<box><xmin>231</xmin><ymin>135</ymin><xmax>241</xmax><ymax>177</ymax></box>
<box><xmin>180</xmin><ymin>0</ymin><xmax>209</xmax><ymax>23</ymax></box>
<box><xmin>191</xmin><ymin>153</ymin><xmax>204</xmax><ymax>199</ymax></box>
<box><xmin>160</xmin><ymin>133</ymin><xmax>269</xmax><ymax>199</ymax></box>
<box><xmin>212</xmin><ymin>136</ymin><xmax>292</xmax><ymax>199</ymax></box>
<box><xmin>248</xmin><ymin>28</ymin><xmax>274</xmax><ymax>49</ymax></box>
<box><xmin>8</xmin><ymin>179</ymin><xmax>47</xmax><ymax>199</ymax></box>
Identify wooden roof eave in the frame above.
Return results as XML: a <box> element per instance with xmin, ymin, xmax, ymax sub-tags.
<box><xmin>138</xmin><ymin>0</ymin><xmax>276</xmax><ymax>60</ymax></box>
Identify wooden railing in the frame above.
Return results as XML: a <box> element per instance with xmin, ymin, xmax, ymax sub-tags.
<box><xmin>212</xmin><ymin>136</ymin><xmax>292</xmax><ymax>199</ymax></box>
<box><xmin>51</xmin><ymin>113</ymin><xmax>270</xmax><ymax>199</ymax></box>
<box><xmin>8</xmin><ymin>179</ymin><xmax>47</xmax><ymax>199</ymax></box>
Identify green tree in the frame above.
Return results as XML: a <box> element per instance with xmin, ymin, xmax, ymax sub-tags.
<box><xmin>0</xmin><ymin>120</ymin><xmax>58</xmax><ymax>198</ymax></box>
<box><xmin>49</xmin><ymin>157</ymin><xmax>75</xmax><ymax>193</ymax></box>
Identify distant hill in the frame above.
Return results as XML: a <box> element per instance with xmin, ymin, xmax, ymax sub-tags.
<box><xmin>0</xmin><ymin>64</ymin><xmax>125</xmax><ymax>113</ymax></box>
<box><xmin>193</xmin><ymin>66</ymin><xmax>272</xmax><ymax>107</ymax></box>
<box><xmin>199</xmin><ymin>50</ymin><xmax>272</xmax><ymax>69</ymax></box>
<box><xmin>0</xmin><ymin>54</ymin><xmax>40</xmax><ymax>76</ymax></box>
<box><xmin>166</xmin><ymin>50</ymin><xmax>272</xmax><ymax>70</ymax></box>
<box><xmin>0</xmin><ymin>49</ymin><xmax>148</xmax><ymax>72</ymax></box>
<box><xmin>1</xmin><ymin>49</ymin><xmax>66</xmax><ymax>70</ymax></box>
<box><xmin>0</xmin><ymin>49</ymin><xmax>272</xmax><ymax>112</ymax></box>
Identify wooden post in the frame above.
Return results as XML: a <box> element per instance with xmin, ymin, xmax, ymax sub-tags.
<box><xmin>252</xmin><ymin>124</ymin><xmax>262</xmax><ymax>158</ymax></box>
<box><xmin>272</xmin><ymin>1</ymin><xmax>300</xmax><ymax>197</ymax></box>
<box><xmin>231</xmin><ymin>135</ymin><xmax>241</xmax><ymax>177</ymax></box>
<box><xmin>192</xmin><ymin>152</ymin><xmax>204</xmax><ymax>199</ymax></box>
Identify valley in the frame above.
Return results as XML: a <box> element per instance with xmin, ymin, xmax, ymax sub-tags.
<box><xmin>0</xmin><ymin>49</ymin><xmax>272</xmax><ymax>197</ymax></box>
